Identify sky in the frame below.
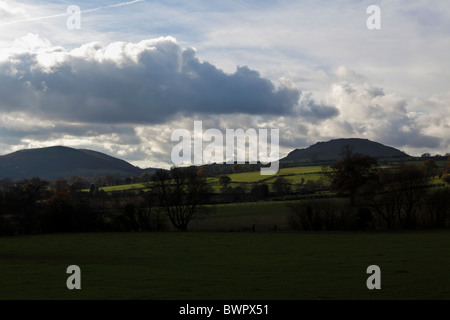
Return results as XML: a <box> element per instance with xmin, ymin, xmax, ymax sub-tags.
<box><xmin>0</xmin><ymin>0</ymin><xmax>449</xmax><ymax>169</ymax></box>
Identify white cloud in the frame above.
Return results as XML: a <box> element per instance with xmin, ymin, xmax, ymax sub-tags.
<box><xmin>0</xmin><ymin>1</ymin><xmax>449</xmax><ymax>165</ymax></box>
<box><xmin>0</xmin><ymin>0</ymin><xmax>26</xmax><ymax>20</ymax></box>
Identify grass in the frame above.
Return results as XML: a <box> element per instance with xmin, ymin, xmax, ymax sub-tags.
<box><xmin>226</xmin><ymin>165</ymin><xmax>325</xmax><ymax>184</ymax></box>
<box><xmin>190</xmin><ymin>201</ymin><xmax>292</xmax><ymax>231</ymax></box>
<box><xmin>100</xmin><ymin>183</ymin><xmax>147</xmax><ymax>192</ymax></box>
<box><xmin>1</xmin><ymin>231</ymin><xmax>450</xmax><ymax>300</ymax></box>
<box><xmin>85</xmin><ymin>162</ymin><xmax>447</xmax><ymax>196</ymax></box>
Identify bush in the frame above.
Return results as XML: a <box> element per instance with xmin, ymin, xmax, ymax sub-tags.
<box><xmin>421</xmin><ymin>188</ymin><xmax>450</xmax><ymax>228</ymax></box>
<box><xmin>286</xmin><ymin>199</ymin><xmax>357</xmax><ymax>231</ymax></box>
<box><xmin>113</xmin><ymin>204</ymin><xmax>168</xmax><ymax>232</ymax></box>
<box><xmin>251</xmin><ymin>183</ymin><xmax>269</xmax><ymax>200</ymax></box>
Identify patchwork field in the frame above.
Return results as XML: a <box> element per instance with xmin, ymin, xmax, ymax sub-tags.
<box><xmin>1</xmin><ymin>231</ymin><xmax>450</xmax><ymax>300</ymax></box>
<box><xmin>94</xmin><ymin>161</ymin><xmax>447</xmax><ymax>194</ymax></box>
<box><xmin>94</xmin><ymin>165</ymin><xmax>328</xmax><ymax>193</ymax></box>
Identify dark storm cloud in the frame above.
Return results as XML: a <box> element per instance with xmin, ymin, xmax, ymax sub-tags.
<box><xmin>297</xmin><ymin>93</ymin><xmax>339</xmax><ymax>122</ymax></box>
<box><xmin>0</xmin><ymin>38</ymin><xmax>300</xmax><ymax>124</ymax></box>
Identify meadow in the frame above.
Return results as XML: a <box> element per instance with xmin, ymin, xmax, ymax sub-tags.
<box><xmin>225</xmin><ymin>165</ymin><xmax>324</xmax><ymax>185</ymax></box>
<box><xmin>190</xmin><ymin>201</ymin><xmax>292</xmax><ymax>231</ymax></box>
<box><xmin>3</xmin><ymin>159</ymin><xmax>447</xmax><ymax>301</ymax></box>
<box><xmin>95</xmin><ymin>165</ymin><xmax>327</xmax><ymax>193</ymax></box>
<box><xmin>95</xmin><ymin>160</ymin><xmax>446</xmax><ymax>194</ymax></box>
<box><xmin>1</xmin><ymin>231</ymin><xmax>450</xmax><ymax>300</ymax></box>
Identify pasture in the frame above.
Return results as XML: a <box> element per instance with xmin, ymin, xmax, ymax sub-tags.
<box><xmin>190</xmin><ymin>201</ymin><xmax>292</xmax><ymax>231</ymax></box>
<box><xmin>226</xmin><ymin>165</ymin><xmax>325</xmax><ymax>185</ymax></box>
<box><xmin>1</xmin><ymin>231</ymin><xmax>450</xmax><ymax>300</ymax></box>
<box><xmin>92</xmin><ymin>161</ymin><xmax>446</xmax><ymax>194</ymax></box>
<box><xmin>92</xmin><ymin>165</ymin><xmax>328</xmax><ymax>193</ymax></box>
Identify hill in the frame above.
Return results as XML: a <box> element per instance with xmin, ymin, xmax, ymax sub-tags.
<box><xmin>0</xmin><ymin>146</ymin><xmax>154</xmax><ymax>180</ymax></box>
<box><xmin>281</xmin><ymin>138</ymin><xmax>409</xmax><ymax>163</ymax></box>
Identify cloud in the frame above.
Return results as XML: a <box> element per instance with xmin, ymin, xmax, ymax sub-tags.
<box><xmin>0</xmin><ymin>0</ymin><xmax>26</xmax><ymax>20</ymax></box>
<box><xmin>0</xmin><ymin>35</ymin><xmax>300</xmax><ymax>124</ymax></box>
<box><xmin>327</xmin><ymin>79</ymin><xmax>443</xmax><ymax>151</ymax></box>
<box><xmin>297</xmin><ymin>92</ymin><xmax>339</xmax><ymax>122</ymax></box>
<box><xmin>0</xmin><ymin>0</ymin><xmax>145</xmax><ymax>26</ymax></box>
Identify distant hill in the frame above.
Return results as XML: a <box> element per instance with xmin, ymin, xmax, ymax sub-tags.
<box><xmin>0</xmin><ymin>146</ymin><xmax>156</xmax><ymax>180</ymax></box>
<box><xmin>281</xmin><ymin>138</ymin><xmax>409</xmax><ymax>163</ymax></box>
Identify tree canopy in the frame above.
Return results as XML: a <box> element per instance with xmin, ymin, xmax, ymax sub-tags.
<box><xmin>322</xmin><ymin>149</ymin><xmax>379</xmax><ymax>205</ymax></box>
<box><xmin>150</xmin><ymin>167</ymin><xmax>212</xmax><ymax>231</ymax></box>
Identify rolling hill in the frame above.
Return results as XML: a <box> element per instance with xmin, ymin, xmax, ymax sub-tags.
<box><xmin>281</xmin><ymin>138</ymin><xmax>409</xmax><ymax>163</ymax></box>
<box><xmin>0</xmin><ymin>146</ymin><xmax>154</xmax><ymax>180</ymax></box>
<box><xmin>0</xmin><ymin>138</ymin><xmax>411</xmax><ymax>180</ymax></box>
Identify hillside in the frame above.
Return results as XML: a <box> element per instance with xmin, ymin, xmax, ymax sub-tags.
<box><xmin>0</xmin><ymin>146</ymin><xmax>153</xmax><ymax>180</ymax></box>
<box><xmin>281</xmin><ymin>138</ymin><xmax>409</xmax><ymax>163</ymax></box>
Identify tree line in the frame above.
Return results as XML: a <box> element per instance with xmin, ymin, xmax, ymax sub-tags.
<box><xmin>287</xmin><ymin>148</ymin><xmax>450</xmax><ymax>231</ymax></box>
<box><xmin>1</xmin><ymin>150</ymin><xmax>449</xmax><ymax>235</ymax></box>
<box><xmin>0</xmin><ymin>168</ymin><xmax>200</xmax><ymax>235</ymax></box>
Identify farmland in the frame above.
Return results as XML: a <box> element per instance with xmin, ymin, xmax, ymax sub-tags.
<box><xmin>1</xmin><ymin>231</ymin><xmax>450</xmax><ymax>300</ymax></box>
<box><xmin>95</xmin><ymin>158</ymin><xmax>448</xmax><ymax>194</ymax></box>
<box><xmin>2</xmin><ymin>157</ymin><xmax>449</xmax><ymax>301</ymax></box>
<box><xmin>95</xmin><ymin>165</ymin><xmax>327</xmax><ymax>193</ymax></box>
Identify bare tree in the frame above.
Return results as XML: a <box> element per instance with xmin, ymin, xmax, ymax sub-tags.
<box><xmin>362</xmin><ymin>164</ymin><xmax>429</xmax><ymax>229</ymax></box>
<box><xmin>149</xmin><ymin>167</ymin><xmax>212</xmax><ymax>231</ymax></box>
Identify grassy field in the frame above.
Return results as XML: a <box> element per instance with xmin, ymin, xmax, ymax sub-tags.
<box><xmin>93</xmin><ymin>161</ymin><xmax>446</xmax><ymax>194</ymax></box>
<box><xmin>91</xmin><ymin>165</ymin><xmax>328</xmax><ymax>193</ymax></box>
<box><xmin>1</xmin><ymin>231</ymin><xmax>450</xmax><ymax>300</ymax></box>
<box><xmin>226</xmin><ymin>165</ymin><xmax>325</xmax><ymax>184</ymax></box>
<box><xmin>190</xmin><ymin>201</ymin><xmax>292</xmax><ymax>231</ymax></box>
<box><xmin>92</xmin><ymin>182</ymin><xmax>147</xmax><ymax>192</ymax></box>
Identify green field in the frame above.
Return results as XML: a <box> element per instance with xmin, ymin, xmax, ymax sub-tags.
<box><xmin>226</xmin><ymin>165</ymin><xmax>325</xmax><ymax>184</ymax></box>
<box><xmin>93</xmin><ymin>161</ymin><xmax>446</xmax><ymax>194</ymax></box>
<box><xmin>190</xmin><ymin>201</ymin><xmax>292</xmax><ymax>231</ymax></box>
<box><xmin>1</xmin><ymin>232</ymin><xmax>450</xmax><ymax>300</ymax></box>
<box><xmin>91</xmin><ymin>165</ymin><xmax>328</xmax><ymax>193</ymax></box>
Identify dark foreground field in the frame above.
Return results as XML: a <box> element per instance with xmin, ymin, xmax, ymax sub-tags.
<box><xmin>1</xmin><ymin>232</ymin><xmax>449</xmax><ymax>300</ymax></box>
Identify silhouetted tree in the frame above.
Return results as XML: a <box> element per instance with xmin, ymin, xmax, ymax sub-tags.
<box><xmin>389</xmin><ymin>164</ymin><xmax>428</xmax><ymax>228</ymax></box>
<box><xmin>272</xmin><ymin>176</ymin><xmax>292</xmax><ymax>195</ymax></box>
<box><xmin>45</xmin><ymin>187</ymin><xmax>73</xmax><ymax>232</ymax></box>
<box><xmin>323</xmin><ymin>149</ymin><xmax>379</xmax><ymax>205</ymax></box>
<box><xmin>421</xmin><ymin>159</ymin><xmax>438</xmax><ymax>178</ymax></box>
<box><xmin>361</xmin><ymin>170</ymin><xmax>397</xmax><ymax>230</ymax></box>
<box><xmin>287</xmin><ymin>199</ymin><xmax>352</xmax><ymax>231</ymax></box>
<box><xmin>119</xmin><ymin>203</ymin><xmax>138</xmax><ymax>231</ymax></box>
<box><xmin>53</xmin><ymin>178</ymin><xmax>70</xmax><ymax>192</ymax></box>
<box><xmin>103</xmin><ymin>174</ymin><xmax>115</xmax><ymax>186</ymax></box>
<box><xmin>196</xmin><ymin>167</ymin><xmax>209</xmax><ymax>178</ymax></box>
<box><xmin>218</xmin><ymin>175</ymin><xmax>232</xmax><ymax>187</ymax></box>
<box><xmin>70</xmin><ymin>177</ymin><xmax>89</xmax><ymax>192</ymax></box>
<box><xmin>423</xmin><ymin>188</ymin><xmax>450</xmax><ymax>228</ymax></box>
<box><xmin>140</xmin><ymin>172</ymin><xmax>151</xmax><ymax>183</ymax></box>
<box><xmin>251</xmin><ymin>183</ymin><xmax>269</xmax><ymax>200</ymax></box>
<box><xmin>363</xmin><ymin>164</ymin><xmax>429</xmax><ymax>229</ymax></box>
<box><xmin>149</xmin><ymin>167</ymin><xmax>212</xmax><ymax>231</ymax></box>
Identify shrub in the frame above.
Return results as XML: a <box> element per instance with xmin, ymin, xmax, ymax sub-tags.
<box><xmin>286</xmin><ymin>199</ymin><xmax>357</xmax><ymax>231</ymax></box>
<box><xmin>421</xmin><ymin>188</ymin><xmax>450</xmax><ymax>228</ymax></box>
